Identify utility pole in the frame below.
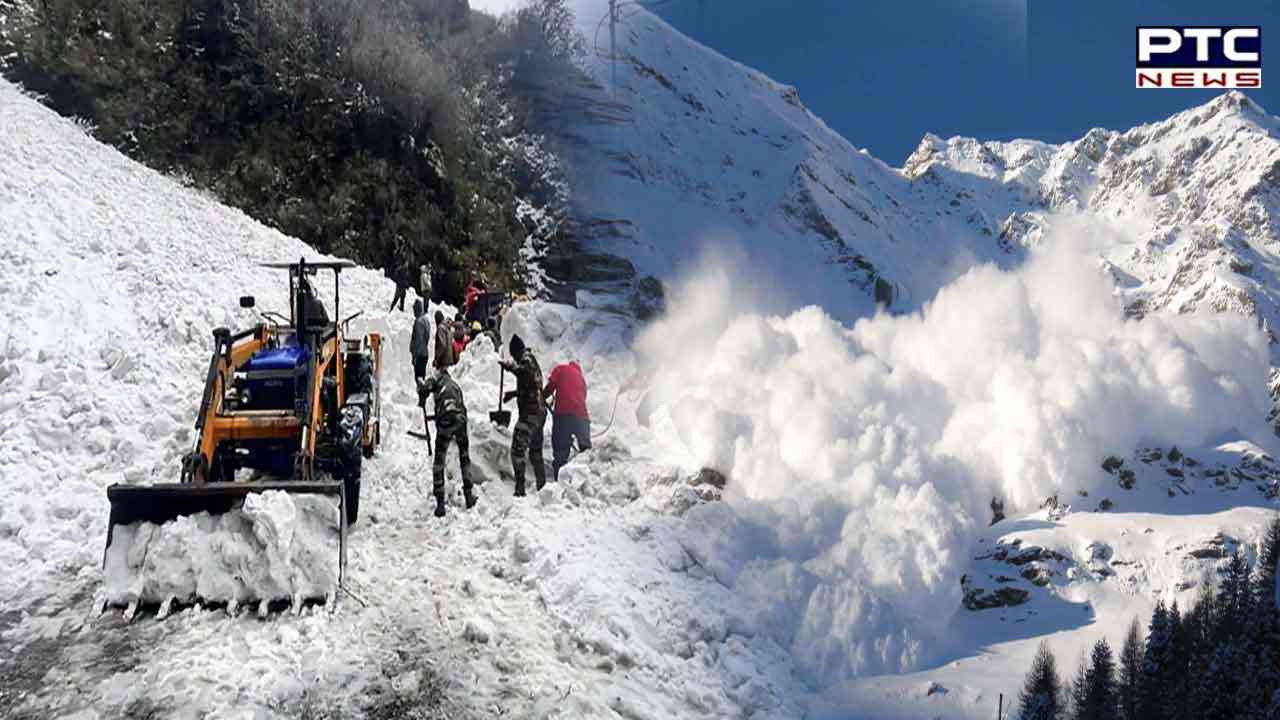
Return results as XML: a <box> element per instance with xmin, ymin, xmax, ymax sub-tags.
<box><xmin>609</xmin><ymin>0</ymin><xmax>618</xmax><ymax>95</ymax></box>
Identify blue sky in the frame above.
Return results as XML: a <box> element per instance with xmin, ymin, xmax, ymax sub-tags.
<box><xmin>649</xmin><ymin>0</ymin><xmax>1279</xmax><ymax>164</ymax></box>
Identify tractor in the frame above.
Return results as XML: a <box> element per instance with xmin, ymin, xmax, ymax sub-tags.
<box><xmin>103</xmin><ymin>258</ymin><xmax>382</xmax><ymax>593</ymax></box>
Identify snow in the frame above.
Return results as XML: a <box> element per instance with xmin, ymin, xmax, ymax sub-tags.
<box><xmin>103</xmin><ymin>492</ymin><xmax>341</xmax><ymax>607</ymax></box>
<box><xmin>632</xmin><ymin>223</ymin><xmax>1273</xmax><ymax>683</ymax></box>
<box><xmin>3</xmin><ymin>2</ymin><xmax>1280</xmax><ymax>717</ymax></box>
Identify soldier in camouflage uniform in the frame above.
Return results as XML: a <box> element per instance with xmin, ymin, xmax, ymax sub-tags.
<box><xmin>499</xmin><ymin>334</ymin><xmax>546</xmax><ymax>497</ymax></box>
<box><xmin>417</xmin><ymin>367</ymin><xmax>475</xmax><ymax>517</ymax></box>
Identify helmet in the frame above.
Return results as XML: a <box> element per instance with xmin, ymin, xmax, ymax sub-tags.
<box><xmin>471</xmin><ymin>321</ymin><xmax>482</xmax><ymax>332</ymax></box>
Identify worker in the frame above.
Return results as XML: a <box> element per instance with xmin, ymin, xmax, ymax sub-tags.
<box><xmin>388</xmin><ymin>258</ymin><xmax>411</xmax><ymax>313</ymax></box>
<box><xmin>499</xmin><ymin>334</ymin><xmax>546</xmax><ymax>496</ymax></box>
<box><xmin>419</xmin><ymin>263</ymin><xmax>433</xmax><ymax>303</ymax></box>
<box><xmin>463</xmin><ymin>275</ymin><xmax>484</xmax><ymax>320</ymax></box>
<box><xmin>451</xmin><ymin>314</ymin><xmax>469</xmax><ymax>361</ymax></box>
<box><xmin>544</xmin><ymin>360</ymin><xmax>591</xmax><ymax>483</ymax></box>
<box><xmin>433</xmin><ymin>309</ymin><xmax>454</xmax><ymax>369</ymax></box>
<box><xmin>300</xmin><ymin>277</ymin><xmax>329</xmax><ymax>328</ymax></box>
<box><xmin>410</xmin><ymin>299</ymin><xmax>431</xmax><ymax>381</ymax></box>
<box><xmin>417</xmin><ymin>367</ymin><xmax>475</xmax><ymax>517</ymax></box>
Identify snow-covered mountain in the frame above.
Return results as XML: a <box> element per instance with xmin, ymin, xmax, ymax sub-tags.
<box><xmin>906</xmin><ymin>92</ymin><xmax>1280</xmax><ymax>334</ymax></box>
<box><xmin>3</xmin><ymin>1</ymin><xmax>1280</xmax><ymax>719</ymax></box>
<box><xmin>555</xmin><ymin>2</ymin><xmax>1280</xmax><ymax>348</ymax></box>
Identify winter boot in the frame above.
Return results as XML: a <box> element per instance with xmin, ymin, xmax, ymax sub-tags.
<box><xmin>434</xmin><ymin>493</ymin><xmax>447</xmax><ymax>518</ymax></box>
<box><xmin>464</xmin><ymin>487</ymin><xmax>477</xmax><ymax>509</ymax></box>
<box><xmin>514</xmin><ymin>478</ymin><xmax>526</xmax><ymax>497</ymax></box>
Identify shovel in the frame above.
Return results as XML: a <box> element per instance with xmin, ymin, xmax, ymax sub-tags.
<box><xmin>489</xmin><ymin>365</ymin><xmax>512</xmax><ymax>428</ymax></box>
<box><xmin>407</xmin><ymin>381</ymin><xmax>434</xmax><ymax>453</ymax></box>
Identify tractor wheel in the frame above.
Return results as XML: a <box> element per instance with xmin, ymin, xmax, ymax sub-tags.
<box><xmin>339</xmin><ymin>444</ymin><xmax>361</xmax><ymax>525</ymax></box>
<box><xmin>338</xmin><ymin>405</ymin><xmax>364</xmax><ymax>525</ymax></box>
<box><xmin>343</xmin><ymin>467</ymin><xmax>361</xmax><ymax>525</ymax></box>
<box><xmin>209</xmin><ymin>447</ymin><xmax>235</xmax><ymax>483</ymax></box>
<box><xmin>180</xmin><ymin>452</ymin><xmax>208</xmax><ymax>484</ymax></box>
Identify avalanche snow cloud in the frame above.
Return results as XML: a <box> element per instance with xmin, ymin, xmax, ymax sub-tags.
<box><xmin>638</xmin><ymin>217</ymin><xmax>1272</xmax><ymax>685</ymax></box>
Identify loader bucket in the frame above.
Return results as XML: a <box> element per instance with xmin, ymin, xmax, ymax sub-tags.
<box><xmin>103</xmin><ymin>481</ymin><xmax>348</xmax><ymax>611</ymax></box>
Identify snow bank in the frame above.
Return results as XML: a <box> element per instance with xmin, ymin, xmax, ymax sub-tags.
<box><xmin>103</xmin><ymin>491</ymin><xmax>340</xmax><ymax>606</ymax></box>
<box><xmin>637</xmin><ymin>216</ymin><xmax>1273</xmax><ymax>684</ymax></box>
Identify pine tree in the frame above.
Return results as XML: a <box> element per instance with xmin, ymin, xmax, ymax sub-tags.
<box><xmin>1195</xmin><ymin>638</ymin><xmax>1246</xmax><ymax>720</ymax></box>
<box><xmin>1179</xmin><ymin>578</ymin><xmax>1224</xmax><ymax>717</ymax></box>
<box><xmin>1218</xmin><ymin>551</ymin><xmax>1251</xmax><ymax>640</ymax></box>
<box><xmin>1069</xmin><ymin>652</ymin><xmax>1089</xmax><ymax>720</ymax></box>
<box><xmin>1259</xmin><ymin>517</ymin><xmax>1280</xmax><ymax>612</ymax></box>
<box><xmin>1140</xmin><ymin>601</ymin><xmax>1172</xmax><ymax>720</ymax></box>
<box><xmin>1244</xmin><ymin>519</ymin><xmax>1280</xmax><ymax>717</ymax></box>
<box><xmin>1020</xmin><ymin>640</ymin><xmax>1064</xmax><ymax>720</ymax></box>
<box><xmin>1117</xmin><ymin>618</ymin><xmax>1144</xmax><ymax>720</ymax></box>
<box><xmin>1166</xmin><ymin>600</ymin><xmax>1194</xmax><ymax>720</ymax></box>
<box><xmin>1071</xmin><ymin>639</ymin><xmax>1118</xmax><ymax>720</ymax></box>
<box><xmin>1168</xmin><ymin>600</ymin><xmax>1185</xmax><ymax>669</ymax></box>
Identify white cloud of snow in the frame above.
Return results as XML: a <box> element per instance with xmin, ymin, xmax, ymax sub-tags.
<box><xmin>636</xmin><ymin>215</ymin><xmax>1273</xmax><ymax>685</ymax></box>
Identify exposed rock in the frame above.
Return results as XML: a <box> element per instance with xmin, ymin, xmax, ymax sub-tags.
<box><xmin>1101</xmin><ymin>456</ymin><xmax>1124</xmax><ymax>474</ymax></box>
<box><xmin>989</xmin><ymin>496</ymin><xmax>1005</xmax><ymax>526</ymax></box>
<box><xmin>1086</xmin><ymin>542</ymin><xmax>1114</xmax><ymax>575</ymax></box>
<box><xmin>1007</xmin><ymin>545</ymin><xmax>1068</xmax><ymax>566</ymax></box>
<box><xmin>1020</xmin><ymin>567</ymin><xmax>1051</xmax><ymax>587</ymax></box>
<box><xmin>631</xmin><ymin>275</ymin><xmax>666</xmax><ymax>320</ymax></box>
<box><xmin>1184</xmin><ymin>532</ymin><xmax>1235</xmax><ymax>560</ymax></box>
<box><xmin>691</xmin><ymin>468</ymin><xmax>727</xmax><ymax>489</ymax></box>
<box><xmin>961</xmin><ymin>574</ymin><xmax>1030</xmax><ymax>610</ymax></box>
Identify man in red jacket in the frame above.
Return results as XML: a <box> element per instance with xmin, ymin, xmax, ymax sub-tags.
<box><xmin>543</xmin><ymin>360</ymin><xmax>591</xmax><ymax>483</ymax></box>
<box><xmin>462</xmin><ymin>275</ymin><xmax>483</xmax><ymax>318</ymax></box>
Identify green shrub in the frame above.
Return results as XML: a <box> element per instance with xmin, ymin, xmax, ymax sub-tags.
<box><xmin>2</xmin><ymin>0</ymin><xmax>581</xmax><ymax>303</ymax></box>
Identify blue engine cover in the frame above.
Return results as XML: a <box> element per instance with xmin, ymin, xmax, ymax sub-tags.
<box><xmin>243</xmin><ymin>340</ymin><xmax>304</xmax><ymax>373</ymax></box>
<box><xmin>239</xmin><ymin>338</ymin><xmax>307</xmax><ymax>411</ymax></box>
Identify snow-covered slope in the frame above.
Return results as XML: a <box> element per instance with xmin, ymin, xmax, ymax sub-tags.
<box><xmin>550</xmin><ymin>1</ymin><xmax>1037</xmax><ymax>319</ymax></box>
<box><xmin>0</xmin><ymin>76</ymin><xmax>810</xmax><ymax>719</ymax></box>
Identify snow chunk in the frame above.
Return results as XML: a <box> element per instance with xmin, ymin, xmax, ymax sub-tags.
<box><xmin>103</xmin><ymin>491</ymin><xmax>340</xmax><ymax>605</ymax></box>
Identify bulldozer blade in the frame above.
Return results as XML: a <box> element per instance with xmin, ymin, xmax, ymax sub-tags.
<box><xmin>106</xmin><ymin>480</ymin><xmax>342</xmax><ymax>529</ymax></box>
<box><xmin>102</xmin><ymin>479</ymin><xmax>349</xmax><ymax>614</ymax></box>
<box><xmin>489</xmin><ymin>409</ymin><xmax>511</xmax><ymax>427</ymax></box>
<box><xmin>103</xmin><ymin>480</ymin><xmax>345</xmax><ymax>579</ymax></box>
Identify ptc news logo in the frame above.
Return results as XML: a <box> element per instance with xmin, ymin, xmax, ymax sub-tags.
<box><xmin>1137</xmin><ymin>26</ymin><xmax>1261</xmax><ymax>88</ymax></box>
